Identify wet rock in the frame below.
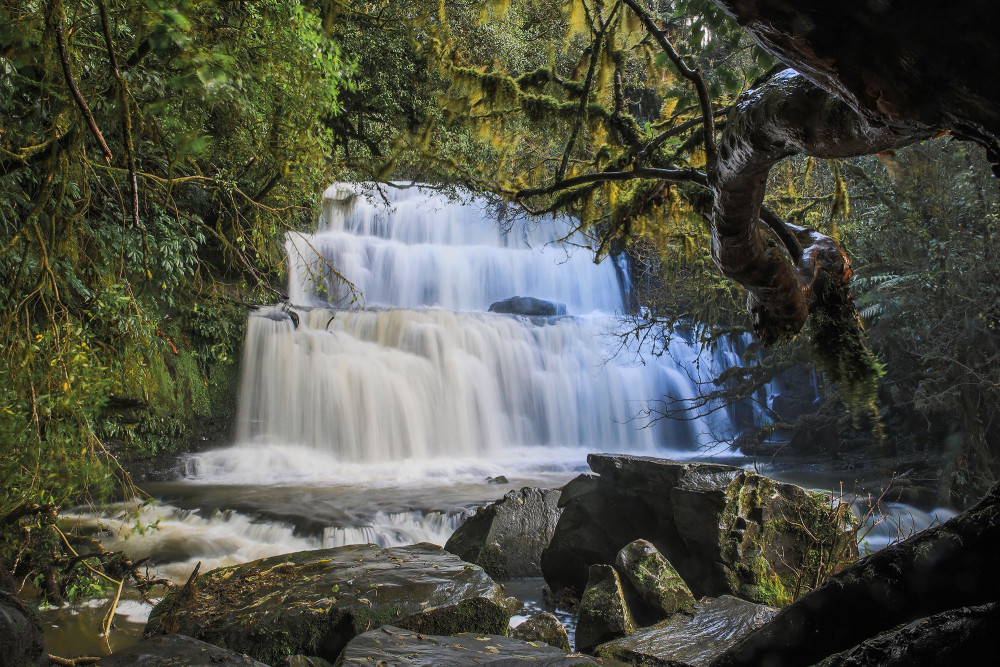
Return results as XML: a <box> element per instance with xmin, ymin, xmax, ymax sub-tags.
<box><xmin>144</xmin><ymin>543</ymin><xmax>511</xmax><ymax>665</ymax></box>
<box><xmin>335</xmin><ymin>625</ymin><xmax>611</xmax><ymax>666</ymax></box>
<box><xmin>615</xmin><ymin>539</ymin><xmax>695</xmax><ymax>619</ymax></box>
<box><xmin>510</xmin><ymin>612</ymin><xmax>572</xmax><ymax>651</ymax></box>
<box><xmin>814</xmin><ymin>603</ymin><xmax>1000</xmax><ymax>667</ymax></box>
<box><xmin>96</xmin><ymin>634</ymin><xmax>269</xmax><ymax>666</ymax></box>
<box><xmin>488</xmin><ymin>296</ymin><xmax>567</xmax><ymax>317</ymax></box>
<box><xmin>542</xmin><ymin>455</ymin><xmax>854</xmax><ymax>607</ymax></box>
<box><xmin>576</xmin><ymin>564</ymin><xmax>636</xmax><ymax>654</ymax></box>
<box><xmin>595</xmin><ymin>596</ymin><xmax>777</xmax><ymax>666</ymax></box>
<box><xmin>0</xmin><ymin>590</ymin><xmax>46</xmax><ymax>667</ymax></box>
<box><xmin>446</xmin><ymin>487</ymin><xmax>562</xmax><ymax>579</ymax></box>
<box><xmin>486</xmin><ymin>475</ymin><xmax>509</xmax><ymax>485</ymax></box>
<box><xmin>283</xmin><ymin>657</ymin><xmax>336</xmax><ymax>667</ymax></box>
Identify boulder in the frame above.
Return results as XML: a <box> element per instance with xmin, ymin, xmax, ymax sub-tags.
<box><xmin>595</xmin><ymin>596</ymin><xmax>777</xmax><ymax>667</ymax></box>
<box><xmin>575</xmin><ymin>564</ymin><xmax>636</xmax><ymax>654</ymax></box>
<box><xmin>814</xmin><ymin>603</ymin><xmax>1000</xmax><ymax>667</ymax></box>
<box><xmin>144</xmin><ymin>543</ymin><xmax>511</xmax><ymax>665</ymax></box>
<box><xmin>0</xmin><ymin>590</ymin><xmax>46</xmax><ymax>667</ymax></box>
<box><xmin>284</xmin><ymin>658</ymin><xmax>336</xmax><ymax>667</ymax></box>
<box><xmin>510</xmin><ymin>612</ymin><xmax>572</xmax><ymax>651</ymax></box>
<box><xmin>488</xmin><ymin>296</ymin><xmax>567</xmax><ymax>317</ymax></box>
<box><xmin>445</xmin><ymin>487</ymin><xmax>562</xmax><ymax>580</ymax></box>
<box><xmin>96</xmin><ymin>634</ymin><xmax>269</xmax><ymax>666</ymax></box>
<box><xmin>542</xmin><ymin>455</ymin><xmax>855</xmax><ymax>607</ymax></box>
<box><xmin>334</xmin><ymin>625</ymin><xmax>612</xmax><ymax>666</ymax></box>
<box><xmin>615</xmin><ymin>539</ymin><xmax>695</xmax><ymax>619</ymax></box>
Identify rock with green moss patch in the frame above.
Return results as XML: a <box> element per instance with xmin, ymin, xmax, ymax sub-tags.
<box><xmin>594</xmin><ymin>595</ymin><xmax>777</xmax><ymax>666</ymax></box>
<box><xmin>445</xmin><ymin>487</ymin><xmax>562</xmax><ymax>580</ymax></box>
<box><xmin>576</xmin><ymin>564</ymin><xmax>636</xmax><ymax>653</ymax></box>
<box><xmin>542</xmin><ymin>455</ymin><xmax>855</xmax><ymax>608</ymax></box>
<box><xmin>510</xmin><ymin>612</ymin><xmax>572</xmax><ymax>651</ymax></box>
<box><xmin>615</xmin><ymin>539</ymin><xmax>695</xmax><ymax>619</ymax></box>
<box><xmin>335</xmin><ymin>625</ymin><xmax>612</xmax><ymax>666</ymax></box>
<box><xmin>143</xmin><ymin>543</ymin><xmax>511</xmax><ymax>665</ymax></box>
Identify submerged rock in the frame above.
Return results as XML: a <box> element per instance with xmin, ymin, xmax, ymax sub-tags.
<box><xmin>446</xmin><ymin>487</ymin><xmax>562</xmax><ymax>580</ymax></box>
<box><xmin>542</xmin><ymin>455</ymin><xmax>854</xmax><ymax>607</ymax></box>
<box><xmin>595</xmin><ymin>596</ymin><xmax>777</xmax><ymax>666</ymax></box>
<box><xmin>96</xmin><ymin>634</ymin><xmax>269</xmax><ymax>666</ymax></box>
<box><xmin>510</xmin><ymin>612</ymin><xmax>572</xmax><ymax>651</ymax></box>
<box><xmin>488</xmin><ymin>296</ymin><xmax>567</xmax><ymax>317</ymax></box>
<box><xmin>575</xmin><ymin>564</ymin><xmax>636</xmax><ymax>654</ymax></box>
<box><xmin>615</xmin><ymin>539</ymin><xmax>695</xmax><ymax>619</ymax></box>
<box><xmin>0</xmin><ymin>590</ymin><xmax>46</xmax><ymax>667</ymax></box>
<box><xmin>335</xmin><ymin>625</ymin><xmax>610</xmax><ymax>666</ymax></box>
<box><xmin>144</xmin><ymin>543</ymin><xmax>511</xmax><ymax>664</ymax></box>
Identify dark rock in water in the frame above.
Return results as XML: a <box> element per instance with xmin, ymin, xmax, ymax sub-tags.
<box><xmin>144</xmin><ymin>543</ymin><xmax>511</xmax><ymax>665</ymax></box>
<box><xmin>595</xmin><ymin>596</ymin><xmax>777</xmax><ymax>666</ymax></box>
<box><xmin>511</xmin><ymin>612</ymin><xmax>572</xmax><ymax>651</ymax></box>
<box><xmin>615</xmin><ymin>539</ymin><xmax>695</xmax><ymax>619</ymax></box>
<box><xmin>542</xmin><ymin>455</ymin><xmax>854</xmax><ymax>607</ymax></box>
<box><xmin>335</xmin><ymin>625</ymin><xmax>612</xmax><ymax>666</ymax></box>
<box><xmin>575</xmin><ymin>564</ymin><xmax>636</xmax><ymax>654</ymax></box>
<box><xmin>96</xmin><ymin>634</ymin><xmax>269</xmax><ymax>666</ymax></box>
<box><xmin>813</xmin><ymin>603</ymin><xmax>1000</xmax><ymax>667</ymax></box>
<box><xmin>486</xmin><ymin>475</ymin><xmax>509</xmax><ymax>485</ymax></box>
<box><xmin>488</xmin><ymin>296</ymin><xmax>567</xmax><ymax>317</ymax></box>
<box><xmin>0</xmin><ymin>590</ymin><xmax>46</xmax><ymax>667</ymax></box>
<box><xmin>446</xmin><ymin>487</ymin><xmax>562</xmax><ymax>580</ymax></box>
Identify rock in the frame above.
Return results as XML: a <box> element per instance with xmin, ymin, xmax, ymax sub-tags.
<box><xmin>595</xmin><ymin>596</ymin><xmax>777</xmax><ymax>667</ymax></box>
<box><xmin>335</xmin><ymin>625</ymin><xmax>612</xmax><ymax>666</ymax></box>
<box><xmin>542</xmin><ymin>455</ymin><xmax>855</xmax><ymax>607</ymax></box>
<box><xmin>0</xmin><ymin>590</ymin><xmax>46</xmax><ymax>667</ymax></box>
<box><xmin>486</xmin><ymin>475</ymin><xmax>509</xmax><ymax>485</ymax></box>
<box><xmin>144</xmin><ymin>543</ymin><xmax>511</xmax><ymax>665</ymax></box>
<box><xmin>446</xmin><ymin>487</ymin><xmax>562</xmax><ymax>580</ymax></box>
<box><xmin>284</xmin><ymin>657</ymin><xmax>337</xmax><ymax>667</ymax></box>
<box><xmin>814</xmin><ymin>603</ymin><xmax>1000</xmax><ymax>667</ymax></box>
<box><xmin>575</xmin><ymin>564</ymin><xmax>636</xmax><ymax>654</ymax></box>
<box><xmin>96</xmin><ymin>634</ymin><xmax>269</xmax><ymax>666</ymax></box>
<box><xmin>510</xmin><ymin>612</ymin><xmax>572</xmax><ymax>651</ymax></box>
<box><xmin>615</xmin><ymin>539</ymin><xmax>695</xmax><ymax>619</ymax></box>
<box><xmin>488</xmin><ymin>296</ymin><xmax>567</xmax><ymax>317</ymax></box>
<box><xmin>711</xmin><ymin>481</ymin><xmax>1000</xmax><ymax>667</ymax></box>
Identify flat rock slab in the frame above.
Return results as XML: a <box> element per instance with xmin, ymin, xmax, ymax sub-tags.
<box><xmin>595</xmin><ymin>596</ymin><xmax>777</xmax><ymax>667</ymax></box>
<box><xmin>335</xmin><ymin>625</ymin><xmax>622</xmax><ymax>666</ymax></box>
<box><xmin>144</xmin><ymin>543</ymin><xmax>511</xmax><ymax>665</ymax></box>
<box><xmin>96</xmin><ymin>634</ymin><xmax>268</xmax><ymax>666</ymax></box>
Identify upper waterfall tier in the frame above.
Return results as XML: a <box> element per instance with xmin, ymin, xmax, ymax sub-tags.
<box><xmin>287</xmin><ymin>183</ymin><xmax>623</xmax><ymax>313</ymax></box>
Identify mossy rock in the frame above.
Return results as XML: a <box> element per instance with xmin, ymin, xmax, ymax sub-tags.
<box><xmin>144</xmin><ymin>543</ymin><xmax>511</xmax><ymax>664</ymax></box>
<box><xmin>543</xmin><ymin>455</ymin><xmax>856</xmax><ymax>607</ymax></box>
<box><xmin>615</xmin><ymin>539</ymin><xmax>695</xmax><ymax>619</ymax></box>
<box><xmin>576</xmin><ymin>564</ymin><xmax>636</xmax><ymax>654</ymax></box>
<box><xmin>510</xmin><ymin>612</ymin><xmax>572</xmax><ymax>651</ymax></box>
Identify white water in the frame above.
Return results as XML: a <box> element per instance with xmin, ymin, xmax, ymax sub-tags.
<box><xmin>231</xmin><ymin>183</ymin><xmax>737</xmax><ymax>470</ymax></box>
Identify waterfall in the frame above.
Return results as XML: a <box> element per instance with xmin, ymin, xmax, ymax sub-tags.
<box><xmin>232</xmin><ymin>183</ymin><xmax>735</xmax><ymax>467</ymax></box>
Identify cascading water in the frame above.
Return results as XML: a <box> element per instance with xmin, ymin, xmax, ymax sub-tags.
<box><xmin>219</xmin><ymin>182</ymin><xmax>732</xmax><ymax>471</ymax></box>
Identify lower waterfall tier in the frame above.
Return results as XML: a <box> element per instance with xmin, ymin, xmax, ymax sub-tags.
<box><xmin>235</xmin><ymin>307</ymin><xmax>729</xmax><ymax>463</ymax></box>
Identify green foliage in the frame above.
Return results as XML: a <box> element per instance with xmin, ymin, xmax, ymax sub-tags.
<box><xmin>0</xmin><ymin>0</ymin><xmax>347</xmax><ymax>527</ymax></box>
